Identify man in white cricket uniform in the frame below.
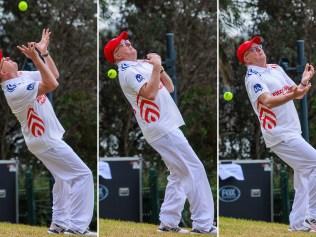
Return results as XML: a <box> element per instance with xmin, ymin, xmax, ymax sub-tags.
<box><xmin>0</xmin><ymin>29</ymin><xmax>95</xmax><ymax>236</ymax></box>
<box><xmin>238</xmin><ymin>36</ymin><xmax>316</xmax><ymax>232</ymax></box>
<box><xmin>103</xmin><ymin>31</ymin><xmax>217</xmax><ymax>235</ymax></box>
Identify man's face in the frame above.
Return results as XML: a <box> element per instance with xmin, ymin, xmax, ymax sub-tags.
<box><xmin>113</xmin><ymin>39</ymin><xmax>137</xmax><ymax>62</ymax></box>
<box><xmin>244</xmin><ymin>43</ymin><xmax>266</xmax><ymax>65</ymax></box>
<box><xmin>0</xmin><ymin>57</ymin><xmax>18</xmax><ymax>78</ymax></box>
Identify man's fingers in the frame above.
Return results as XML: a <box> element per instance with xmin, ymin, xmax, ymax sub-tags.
<box><xmin>16</xmin><ymin>46</ymin><xmax>25</xmax><ymax>52</ymax></box>
<box><xmin>27</xmin><ymin>42</ymin><xmax>35</xmax><ymax>48</ymax></box>
<box><xmin>21</xmin><ymin>44</ymin><xmax>28</xmax><ymax>50</ymax></box>
<box><xmin>305</xmin><ymin>63</ymin><xmax>310</xmax><ymax>71</ymax></box>
<box><xmin>42</xmin><ymin>29</ymin><xmax>45</xmax><ymax>39</ymax></box>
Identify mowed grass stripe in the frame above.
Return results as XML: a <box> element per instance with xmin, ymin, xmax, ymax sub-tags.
<box><xmin>0</xmin><ymin>222</ymin><xmax>52</xmax><ymax>237</ymax></box>
<box><xmin>100</xmin><ymin>219</ymin><xmax>207</xmax><ymax>237</ymax></box>
<box><xmin>220</xmin><ymin>217</ymin><xmax>316</xmax><ymax>237</ymax></box>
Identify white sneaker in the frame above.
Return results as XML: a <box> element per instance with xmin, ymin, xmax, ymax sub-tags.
<box><xmin>47</xmin><ymin>223</ymin><xmax>67</xmax><ymax>234</ymax></box>
<box><xmin>157</xmin><ymin>225</ymin><xmax>190</xmax><ymax>234</ymax></box>
<box><xmin>304</xmin><ymin>218</ymin><xmax>316</xmax><ymax>231</ymax></box>
<box><xmin>64</xmin><ymin>229</ymin><xmax>97</xmax><ymax>236</ymax></box>
<box><xmin>190</xmin><ymin>226</ymin><xmax>218</xmax><ymax>235</ymax></box>
<box><xmin>288</xmin><ymin>226</ymin><xmax>316</xmax><ymax>232</ymax></box>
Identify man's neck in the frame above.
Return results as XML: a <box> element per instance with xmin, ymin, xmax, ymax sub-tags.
<box><xmin>0</xmin><ymin>71</ymin><xmax>19</xmax><ymax>83</ymax></box>
<box><xmin>248</xmin><ymin>61</ymin><xmax>267</xmax><ymax>68</ymax></box>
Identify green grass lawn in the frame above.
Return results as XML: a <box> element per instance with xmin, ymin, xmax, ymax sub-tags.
<box><xmin>220</xmin><ymin>217</ymin><xmax>316</xmax><ymax>237</ymax></box>
<box><xmin>0</xmin><ymin>222</ymin><xmax>52</xmax><ymax>237</ymax></box>
<box><xmin>100</xmin><ymin>219</ymin><xmax>208</xmax><ymax>237</ymax></box>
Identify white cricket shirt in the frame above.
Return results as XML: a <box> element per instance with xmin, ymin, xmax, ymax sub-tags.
<box><xmin>245</xmin><ymin>64</ymin><xmax>301</xmax><ymax>147</ymax></box>
<box><xmin>1</xmin><ymin>71</ymin><xmax>65</xmax><ymax>154</ymax></box>
<box><xmin>117</xmin><ymin>60</ymin><xmax>185</xmax><ymax>143</ymax></box>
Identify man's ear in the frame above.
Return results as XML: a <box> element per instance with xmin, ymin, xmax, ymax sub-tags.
<box><xmin>244</xmin><ymin>54</ymin><xmax>250</xmax><ymax>64</ymax></box>
<box><xmin>0</xmin><ymin>71</ymin><xmax>9</xmax><ymax>78</ymax></box>
<box><xmin>114</xmin><ymin>51</ymin><xmax>122</xmax><ymax>62</ymax></box>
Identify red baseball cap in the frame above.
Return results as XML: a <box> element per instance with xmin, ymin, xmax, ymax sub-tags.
<box><xmin>103</xmin><ymin>31</ymin><xmax>128</xmax><ymax>64</ymax></box>
<box><xmin>236</xmin><ymin>36</ymin><xmax>263</xmax><ymax>64</ymax></box>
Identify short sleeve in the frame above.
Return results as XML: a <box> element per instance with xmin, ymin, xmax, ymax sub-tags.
<box><xmin>277</xmin><ymin>66</ymin><xmax>296</xmax><ymax>86</ymax></box>
<box><xmin>21</xmin><ymin>71</ymin><xmax>42</xmax><ymax>82</ymax></box>
<box><xmin>123</xmin><ymin>67</ymin><xmax>148</xmax><ymax>94</ymax></box>
<box><xmin>245</xmin><ymin>75</ymin><xmax>270</xmax><ymax>104</ymax></box>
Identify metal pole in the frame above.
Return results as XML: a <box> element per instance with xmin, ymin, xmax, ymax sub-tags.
<box><xmin>149</xmin><ymin>167</ymin><xmax>159</xmax><ymax>224</ymax></box>
<box><xmin>280</xmin><ymin>165</ymin><xmax>289</xmax><ymax>223</ymax></box>
<box><xmin>25</xmin><ymin>168</ymin><xmax>36</xmax><ymax>225</ymax></box>
<box><xmin>296</xmin><ymin>40</ymin><xmax>309</xmax><ymax>142</ymax></box>
<box><xmin>166</xmin><ymin>33</ymin><xmax>177</xmax><ymax>104</ymax></box>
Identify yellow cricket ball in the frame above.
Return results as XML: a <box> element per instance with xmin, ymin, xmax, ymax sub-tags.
<box><xmin>224</xmin><ymin>91</ymin><xmax>233</xmax><ymax>101</ymax></box>
<box><xmin>107</xmin><ymin>69</ymin><xmax>117</xmax><ymax>79</ymax></box>
<box><xmin>18</xmin><ymin>1</ymin><xmax>28</xmax><ymax>11</ymax></box>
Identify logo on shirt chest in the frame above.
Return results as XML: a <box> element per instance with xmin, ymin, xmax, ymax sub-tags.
<box><xmin>121</xmin><ymin>63</ymin><xmax>130</xmax><ymax>71</ymax></box>
<box><xmin>257</xmin><ymin>101</ymin><xmax>277</xmax><ymax>130</ymax></box>
<box><xmin>272</xmin><ymin>85</ymin><xmax>290</xmax><ymax>96</ymax></box>
<box><xmin>27</xmin><ymin>83</ymin><xmax>35</xmax><ymax>90</ymax></box>
<box><xmin>27</xmin><ymin>107</ymin><xmax>45</xmax><ymax>137</ymax></box>
<box><xmin>253</xmin><ymin>83</ymin><xmax>263</xmax><ymax>93</ymax></box>
<box><xmin>135</xmin><ymin>74</ymin><xmax>144</xmax><ymax>83</ymax></box>
<box><xmin>6</xmin><ymin>84</ymin><xmax>17</xmax><ymax>92</ymax></box>
<box><xmin>136</xmin><ymin>95</ymin><xmax>160</xmax><ymax>123</ymax></box>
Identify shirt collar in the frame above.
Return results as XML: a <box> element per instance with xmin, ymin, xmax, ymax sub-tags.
<box><xmin>247</xmin><ymin>64</ymin><xmax>273</xmax><ymax>73</ymax></box>
<box><xmin>117</xmin><ymin>60</ymin><xmax>139</xmax><ymax>67</ymax></box>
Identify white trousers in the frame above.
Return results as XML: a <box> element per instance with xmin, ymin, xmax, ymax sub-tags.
<box><xmin>271</xmin><ymin>136</ymin><xmax>316</xmax><ymax>229</ymax></box>
<box><xmin>150</xmin><ymin>128</ymin><xmax>214</xmax><ymax>231</ymax></box>
<box><xmin>33</xmin><ymin>140</ymin><xmax>94</xmax><ymax>233</ymax></box>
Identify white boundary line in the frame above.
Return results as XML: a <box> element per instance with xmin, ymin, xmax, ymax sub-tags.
<box><xmin>216</xmin><ymin>0</ymin><xmax>220</xmax><ymax>236</ymax></box>
<box><xmin>96</xmin><ymin>0</ymin><xmax>100</xmax><ymax>236</ymax></box>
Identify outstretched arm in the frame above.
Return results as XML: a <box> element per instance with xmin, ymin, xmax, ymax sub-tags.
<box><xmin>17</xmin><ymin>43</ymin><xmax>58</xmax><ymax>96</ymax></box>
<box><xmin>258</xmin><ymin>84</ymin><xmax>311</xmax><ymax>108</ymax></box>
<box><xmin>35</xmin><ymin>28</ymin><xmax>59</xmax><ymax>79</ymax></box>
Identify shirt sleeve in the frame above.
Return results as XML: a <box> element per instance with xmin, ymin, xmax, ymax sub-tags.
<box><xmin>277</xmin><ymin>65</ymin><xmax>296</xmax><ymax>86</ymax></box>
<box><xmin>22</xmin><ymin>71</ymin><xmax>42</xmax><ymax>82</ymax></box>
<box><xmin>245</xmin><ymin>75</ymin><xmax>270</xmax><ymax>105</ymax></box>
<box><xmin>123</xmin><ymin>67</ymin><xmax>148</xmax><ymax>94</ymax></box>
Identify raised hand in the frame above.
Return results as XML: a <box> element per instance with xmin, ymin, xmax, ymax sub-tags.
<box><xmin>17</xmin><ymin>43</ymin><xmax>39</xmax><ymax>61</ymax></box>
<box><xmin>36</xmin><ymin>28</ymin><xmax>51</xmax><ymax>55</ymax></box>
<box><xmin>290</xmin><ymin>84</ymin><xmax>311</xmax><ymax>99</ymax></box>
<box><xmin>145</xmin><ymin>53</ymin><xmax>162</xmax><ymax>67</ymax></box>
<box><xmin>301</xmin><ymin>63</ymin><xmax>315</xmax><ymax>85</ymax></box>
